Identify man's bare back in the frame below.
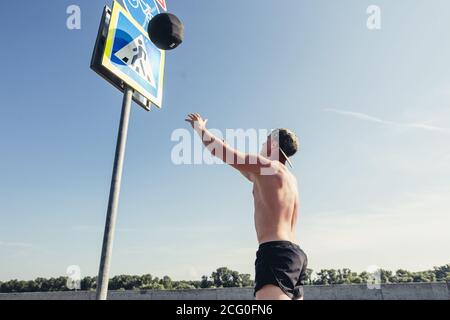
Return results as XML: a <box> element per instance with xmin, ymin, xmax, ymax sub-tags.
<box><xmin>252</xmin><ymin>163</ymin><xmax>299</xmax><ymax>244</ymax></box>
<box><xmin>185</xmin><ymin>113</ymin><xmax>307</xmax><ymax>300</ymax></box>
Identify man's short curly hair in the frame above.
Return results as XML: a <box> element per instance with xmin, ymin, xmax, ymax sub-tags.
<box><xmin>271</xmin><ymin>128</ymin><xmax>300</xmax><ymax>158</ymax></box>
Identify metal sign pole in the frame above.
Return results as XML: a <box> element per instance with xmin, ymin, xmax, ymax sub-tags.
<box><xmin>96</xmin><ymin>85</ymin><xmax>133</xmax><ymax>300</ymax></box>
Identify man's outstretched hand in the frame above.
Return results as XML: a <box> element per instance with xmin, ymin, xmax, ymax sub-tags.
<box><xmin>185</xmin><ymin>113</ymin><xmax>208</xmax><ymax>131</ymax></box>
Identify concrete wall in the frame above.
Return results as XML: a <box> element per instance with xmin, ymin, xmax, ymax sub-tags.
<box><xmin>1</xmin><ymin>283</ymin><xmax>449</xmax><ymax>300</ymax></box>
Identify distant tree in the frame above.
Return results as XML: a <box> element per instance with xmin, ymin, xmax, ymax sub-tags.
<box><xmin>314</xmin><ymin>270</ymin><xmax>330</xmax><ymax>285</ymax></box>
<box><xmin>109</xmin><ymin>275</ymin><xmax>141</xmax><ymax>290</ymax></box>
<box><xmin>1</xmin><ymin>280</ymin><xmax>11</xmax><ymax>292</ymax></box>
<box><xmin>395</xmin><ymin>269</ymin><xmax>414</xmax><ymax>283</ymax></box>
<box><xmin>200</xmin><ymin>275</ymin><xmax>213</xmax><ymax>289</ymax></box>
<box><xmin>173</xmin><ymin>282</ymin><xmax>195</xmax><ymax>290</ymax></box>
<box><xmin>192</xmin><ymin>281</ymin><xmax>202</xmax><ymax>289</ymax></box>
<box><xmin>80</xmin><ymin>276</ymin><xmax>96</xmax><ymax>291</ymax></box>
<box><xmin>43</xmin><ymin>277</ymin><xmax>68</xmax><ymax>292</ymax></box>
<box><xmin>25</xmin><ymin>280</ymin><xmax>40</xmax><ymax>292</ymax></box>
<box><xmin>229</xmin><ymin>271</ymin><xmax>241</xmax><ymax>288</ymax></box>
<box><xmin>32</xmin><ymin>278</ymin><xmax>43</xmax><ymax>292</ymax></box>
<box><xmin>212</xmin><ymin>267</ymin><xmax>236</xmax><ymax>288</ymax></box>
<box><xmin>160</xmin><ymin>276</ymin><xmax>173</xmax><ymax>290</ymax></box>
<box><xmin>305</xmin><ymin>269</ymin><xmax>314</xmax><ymax>285</ymax></box>
<box><xmin>142</xmin><ymin>282</ymin><xmax>165</xmax><ymax>290</ymax></box>
<box><xmin>140</xmin><ymin>274</ymin><xmax>153</xmax><ymax>288</ymax></box>
<box><xmin>412</xmin><ymin>271</ymin><xmax>436</xmax><ymax>283</ymax></box>
<box><xmin>2</xmin><ymin>263</ymin><xmax>450</xmax><ymax>293</ymax></box>
<box><xmin>358</xmin><ymin>271</ymin><xmax>369</xmax><ymax>284</ymax></box>
<box><xmin>338</xmin><ymin>268</ymin><xmax>359</xmax><ymax>284</ymax></box>
<box><xmin>433</xmin><ymin>264</ymin><xmax>450</xmax><ymax>282</ymax></box>
<box><xmin>240</xmin><ymin>274</ymin><xmax>254</xmax><ymax>287</ymax></box>
<box><xmin>109</xmin><ymin>275</ymin><xmax>123</xmax><ymax>290</ymax></box>
<box><xmin>379</xmin><ymin>269</ymin><xmax>394</xmax><ymax>283</ymax></box>
<box><xmin>210</xmin><ymin>267</ymin><xmax>252</xmax><ymax>288</ymax></box>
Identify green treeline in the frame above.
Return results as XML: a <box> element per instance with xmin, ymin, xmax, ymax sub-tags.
<box><xmin>1</xmin><ymin>264</ymin><xmax>449</xmax><ymax>293</ymax></box>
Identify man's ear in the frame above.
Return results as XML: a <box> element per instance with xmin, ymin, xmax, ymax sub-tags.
<box><xmin>265</xmin><ymin>143</ymin><xmax>270</xmax><ymax>157</ymax></box>
<box><xmin>270</xmin><ymin>141</ymin><xmax>278</xmax><ymax>156</ymax></box>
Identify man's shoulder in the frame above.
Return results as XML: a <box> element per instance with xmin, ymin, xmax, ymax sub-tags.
<box><xmin>254</xmin><ymin>162</ymin><xmax>290</xmax><ymax>185</ymax></box>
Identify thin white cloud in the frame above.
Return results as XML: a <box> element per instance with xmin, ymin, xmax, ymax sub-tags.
<box><xmin>0</xmin><ymin>241</ymin><xmax>49</xmax><ymax>255</ymax></box>
<box><xmin>325</xmin><ymin>108</ymin><xmax>392</xmax><ymax>125</ymax></box>
<box><xmin>0</xmin><ymin>241</ymin><xmax>34</xmax><ymax>249</ymax></box>
<box><xmin>405</xmin><ymin>123</ymin><xmax>450</xmax><ymax>133</ymax></box>
<box><xmin>324</xmin><ymin>108</ymin><xmax>450</xmax><ymax>134</ymax></box>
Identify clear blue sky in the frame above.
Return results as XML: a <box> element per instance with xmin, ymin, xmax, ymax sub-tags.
<box><xmin>1</xmin><ymin>0</ymin><xmax>449</xmax><ymax>281</ymax></box>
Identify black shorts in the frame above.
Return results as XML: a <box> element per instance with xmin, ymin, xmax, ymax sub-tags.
<box><xmin>254</xmin><ymin>241</ymin><xmax>308</xmax><ymax>300</ymax></box>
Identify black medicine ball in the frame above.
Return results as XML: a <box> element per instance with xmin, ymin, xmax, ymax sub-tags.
<box><xmin>148</xmin><ymin>13</ymin><xmax>184</xmax><ymax>50</ymax></box>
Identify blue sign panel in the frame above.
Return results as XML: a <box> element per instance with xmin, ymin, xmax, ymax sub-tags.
<box><xmin>103</xmin><ymin>1</ymin><xmax>165</xmax><ymax>108</ymax></box>
<box><xmin>122</xmin><ymin>0</ymin><xmax>167</xmax><ymax>31</ymax></box>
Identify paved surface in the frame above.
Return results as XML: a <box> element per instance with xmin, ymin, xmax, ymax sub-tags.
<box><xmin>1</xmin><ymin>283</ymin><xmax>449</xmax><ymax>300</ymax></box>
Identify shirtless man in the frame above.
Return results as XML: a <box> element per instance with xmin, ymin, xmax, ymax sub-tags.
<box><xmin>185</xmin><ymin>113</ymin><xmax>308</xmax><ymax>300</ymax></box>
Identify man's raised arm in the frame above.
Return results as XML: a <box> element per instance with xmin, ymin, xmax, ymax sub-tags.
<box><xmin>185</xmin><ymin>113</ymin><xmax>272</xmax><ymax>175</ymax></box>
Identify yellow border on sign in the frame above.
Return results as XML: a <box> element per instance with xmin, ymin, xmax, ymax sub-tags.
<box><xmin>102</xmin><ymin>1</ymin><xmax>166</xmax><ymax>108</ymax></box>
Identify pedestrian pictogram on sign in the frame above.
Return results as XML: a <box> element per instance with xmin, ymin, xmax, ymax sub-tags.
<box><xmin>114</xmin><ymin>35</ymin><xmax>156</xmax><ymax>88</ymax></box>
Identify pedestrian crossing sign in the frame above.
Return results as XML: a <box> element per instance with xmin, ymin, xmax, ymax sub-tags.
<box><xmin>102</xmin><ymin>1</ymin><xmax>165</xmax><ymax>108</ymax></box>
